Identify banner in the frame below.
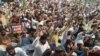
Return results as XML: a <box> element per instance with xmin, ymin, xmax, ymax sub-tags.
<box><xmin>12</xmin><ymin>24</ymin><xmax>23</xmax><ymax>33</ymax></box>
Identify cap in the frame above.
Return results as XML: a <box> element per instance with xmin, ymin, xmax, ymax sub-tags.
<box><xmin>77</xmin><ymin>40</ymin><xmax>84</xmax><ymax>44</ymax></box>
<box><xmin>92</xmin><ymin>46</ymin><xmax>100</xmax><ymax>51</ymax></box>
<box><xmin>72</xmin><ymin>52</ymin><xmax>77</xmax><ymax>56</ymax></box>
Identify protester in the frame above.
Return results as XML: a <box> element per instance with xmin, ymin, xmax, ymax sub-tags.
<box><xmin>0</xmin><ymin>36</ymin><xmax>11</xmax><ymax>56</ymax></box>
<box><xmin>33</xmin><ymin>33</ymin><xmax>50</xmax><ymax>56</ymax></box>
<box><xmin>0</xmin><ymin>0</ymin><xmax>100</xmax><ymax>56</ymax></box>
<box><xmin>6</xmin><ymin>45</ymin><xmax>28</xmax><ymax>56</ymax></box>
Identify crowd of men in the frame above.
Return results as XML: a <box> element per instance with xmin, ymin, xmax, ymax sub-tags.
<box><xmin>0</xmin><ymin>0</ymin><xmax>100</xmax><ymax>56</ymax></box>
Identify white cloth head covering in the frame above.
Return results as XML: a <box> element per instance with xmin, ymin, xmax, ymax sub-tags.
<box><xmin>65</xmin><ymin>17</ymin><xmax>69</xmax><ymax>21</ymax></box>
<box><xmin>92</xmin><ymin>46</ymin><xmax>100</xmax><ymax>51</ymax></box>
<box><xmin>32</xmin><ymin>26</ymin><xmax>37</xmax><ymax>29</ymax></box>
<box><xmin>69</xmin><ymin>27</ymin><xmax>74</xmax><ymax>32</ymax></box>
<box><xmin>77</xmin><ymin>40</ymin><xmax>84</xmax><ymax>44</ymax></box>
<box><xmin>24</xmin><ymin>18</ymin><xmax>28</xmax><ymax>21</ymax></box>
<box><xmin>91</xmin><ymin>35</ymin><xmax>95</xmax><ymax>38</ymax></box>
<box><xmin>72</xmin><ymin>52</ymin><xmax>77</xmax><ymax>56</ymax></box>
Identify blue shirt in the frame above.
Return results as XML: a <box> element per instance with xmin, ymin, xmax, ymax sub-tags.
<box><xmin>20</xmin><ymin>36</ymin><xmax>31</xmax><ymax>46</ymax></box>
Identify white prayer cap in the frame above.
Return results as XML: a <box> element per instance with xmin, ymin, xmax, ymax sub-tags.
<box><xmin>69</xmin><ymin>27</ymin><xmax>74</xmax><ymax>32</ymax></box>
<box><xmin>91</xmin><ymin>35</ymin><xmax>95</xmax><ymax>38</ymax></box>
<box><xmin>32</xmin><ymin>26</ymin><xmax>37</xmax><ymax>29</ymax></box>
<box><xmin>25</xmin><ymin>9</ymin><xmax>29</xmax><ymax>12</ymax></box>
<box><xmin>23</xmin><ymin>18</ymin><xmax>27</xmax><ymax>20</ymax></box>
<box><xmin>72</xmin><ymin>52</ymin><xmax>77</xmax><ymax>56</ymax></box>
<box><xmin>77</xmin><ymin>40</ymin><xmax>84</xmax><ymax>44</ymax></box>
<box><xmin>19</xmin><ymin>3</ymin><xmax>23</xmax><ymax>7</ymax></box>
<box><xmin>65</xmin><ymin>17</ymin><xmax>69</xmax><ymax>21</ymax></box>
<box><xmin>92</xmin><ymin>46</ymin><xmax>100</xmax><ymax>51</ymax></box>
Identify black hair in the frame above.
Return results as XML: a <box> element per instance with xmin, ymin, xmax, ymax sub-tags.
<box><xmin>6</xmin><ymin>45</ymin><xmax>14</xmax><ymax>52</ymax></box>
<box><xmin>46</xmin><ymin>20</ymin><xmax>51</xmax><ymax>24</ymax></box>
<box><xmin>42</xmin><ymin>49</ymin><xmax>52</xmax><ymax>56</ymax></box>
<box><xmin>40</xmin><ymin>33</ymin><xmax>48</xmax><ymax>40</ymax></box>
<box><xmin>55</xmin><ymin>47</ymin><xmax>64</xmax><ymax>53</ymax></box>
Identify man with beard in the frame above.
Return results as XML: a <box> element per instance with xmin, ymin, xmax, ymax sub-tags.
<box><xmin>6</xmin><ymin>45</ymin><xmax>28</xmax><ymax>56</ymax></box>
<box><xmin>33</xmin><ymin>34</ymin><xmax>50</xmax><ymax>56</ymax></box>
